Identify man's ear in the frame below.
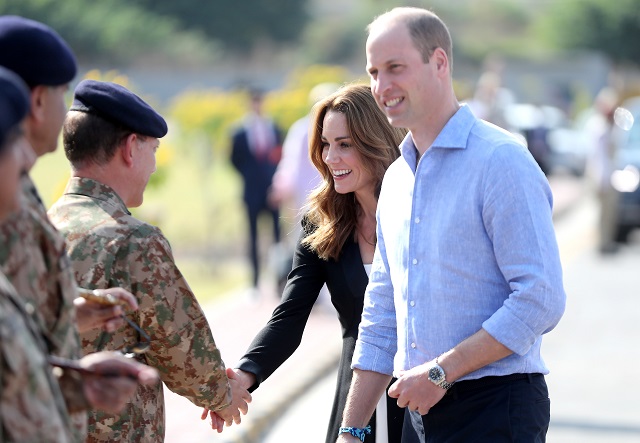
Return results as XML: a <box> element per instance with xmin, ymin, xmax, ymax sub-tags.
<box><xmin>29</xmin><ymin>85</ymin><xmax>48</xmax><ymax>124</ymax></box>
<box><xmin>120</xmin><ymin>133</ymin><xmax>138</xmax><ymax>168</ymax></box>
<box><xmin>432</xmin><ymin>48</ymin><xmax>449</xmax><ymax>75</ymax></box>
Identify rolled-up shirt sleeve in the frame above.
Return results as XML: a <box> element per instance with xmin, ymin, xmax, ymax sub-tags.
<box><xmin>352</xmin><ymin>212</ymin><xmax>397</xmax><ymax>376</ymax></box>
<box><xmin>481</xmin><ymin>144</ymin><xmax>566</xmax><ymax>356</ymax></box>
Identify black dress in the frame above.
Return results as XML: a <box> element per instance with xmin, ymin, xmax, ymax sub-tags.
<box><xmin>237</xmin><ymin>225</ymin><xmax>405</xmax><ymax>443</ymax></box>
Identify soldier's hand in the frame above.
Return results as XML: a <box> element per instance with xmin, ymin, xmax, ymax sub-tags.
<box><xmin>75</xmin><ymin>288</ymin><xmax>138</xmax><ymax>333</ymax></box>
<box><xmin>79</xmin><ymin>352</ymin><xmax>158</xmax><ymax>414</ymax></box>
<box><xmin>201</xmin><ymin>408</ymin><xmax>225</xmax><ymax>433</ymax></box>
<box><xmin>201</xmin><ymin>367</ymin><xmax>252</xmax><ymax>432</ymax></box>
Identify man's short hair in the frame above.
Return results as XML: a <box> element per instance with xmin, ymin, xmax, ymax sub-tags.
<box><xmin>368</xmin><ymin>7</ymin><xmax>453</xmax><ymax>71</ymax></box>
<box><xmin>63</xmin><ymin>111</ymin><xmax>133</xmax><ymax>167</ymax></box>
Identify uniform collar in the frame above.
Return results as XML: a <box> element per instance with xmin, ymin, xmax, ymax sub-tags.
<box><xmin>63</xmin><ymin>177</ymin><xmax>131</xmax><ymax>215</ymax></box>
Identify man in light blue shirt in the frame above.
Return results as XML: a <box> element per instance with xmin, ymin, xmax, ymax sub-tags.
<box><xmin>337</xmin><ymin>7</ymin><xmax>565</xmax><ymax>443</ymax></box>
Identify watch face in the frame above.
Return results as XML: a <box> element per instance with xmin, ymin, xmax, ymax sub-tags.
<box><xmin>429</xmin><ymin>366</ymin><xmax>443</xmax><ymax>381</ymax></box>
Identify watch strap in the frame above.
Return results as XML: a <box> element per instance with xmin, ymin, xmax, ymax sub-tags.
<box><xmin>430</xmin><ymin>360</ymin><xmax>454</xmax><ymax>390</ymax></box>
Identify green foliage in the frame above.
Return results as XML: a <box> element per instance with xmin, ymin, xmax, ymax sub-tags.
<box><xmin>167</xmin><ymin>64</ymin><xmax>353</xmax><ymax>159</ymax></box>
<box><xmin>538</xmin><ymin>0</ymin><xmax>640</xmax><ymax>65</ymax></box>
<box><xmin>0</xmin><ymin>0</ymin><xmax>218</xmax><ymax>64</ymax></box>
<box><xmin>132</xmin><ymin>0</ymin><xmax>310</xmax><ymax>52</ymax></box>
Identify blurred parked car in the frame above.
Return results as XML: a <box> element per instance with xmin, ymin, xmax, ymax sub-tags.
<box><xmin>608</xmin><ymin>97</ymin><xmax>640</xmax><ymax>243</ymax></box>
<box><xmin>503</xmin><ymin>103</ymin><xmax>588</xmax><ymax>176</ymax></box>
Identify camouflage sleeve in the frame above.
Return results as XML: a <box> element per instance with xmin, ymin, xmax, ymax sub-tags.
<box><xmin>0</xmin><ymin>199</ymin><xmax>82</xmax><ymax>361</ymax></box>
<box><xmin>115</xmin><ymin>229</ymin><xmax>231</xmax><ymax>411</ymax></box>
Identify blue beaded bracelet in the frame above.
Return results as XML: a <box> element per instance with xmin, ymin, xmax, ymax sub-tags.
<box><xmin>338</xmin><ymin>425</ymin><xmax>371</xmax><ymax>442</ymax></box>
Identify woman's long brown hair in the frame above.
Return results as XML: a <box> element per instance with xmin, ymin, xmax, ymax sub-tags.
<box><xmin>302</xmin><ymin>83</ymin><xmax>406</xmax><ymax>261</ymax></box>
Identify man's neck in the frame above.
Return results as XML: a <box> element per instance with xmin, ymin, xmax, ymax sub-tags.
<box><xmin>72</xmin><ymin>165</ymin><xmax>129</xmax><ymax>205</ymax></box>
<box><xmin>410</xmin><ymin>100</ymin><xmax>461</xmax><ymax>156</ymax></box>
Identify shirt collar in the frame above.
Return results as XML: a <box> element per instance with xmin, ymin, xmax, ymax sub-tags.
<box><xmin>400</xmin><ymin>104</ymin><xmax>477</xmax><ymax>168</ymax></box>
<box><xmin>64</xmin><ymin>177</ymin><xmax>131</xmax><ymax>215</ymax></box>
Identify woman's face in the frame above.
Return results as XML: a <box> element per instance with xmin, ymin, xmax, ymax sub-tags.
<box><xmin>321</xmin><ymin>110</ymin><xmax>375</xmax><ymax>197</ymax></box>
<box><xmin>0</xmin><ymin>130</ymin><xmax>29</xmax><ymax>221</ymax></box>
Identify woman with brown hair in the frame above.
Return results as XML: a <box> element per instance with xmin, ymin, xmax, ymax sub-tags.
<box><xmin>217</xmin><ymin>83</ymin><xmax>407</xmax><ymax>442</ymax></box>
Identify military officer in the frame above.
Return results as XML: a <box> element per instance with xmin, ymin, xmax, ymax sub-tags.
<box><xmin>0</xmin><ymin>65</ymin><xmax>158</xmax><ymax>443</ymax></box>
<box><xmin>48</xmin><ymin>80</ymin><xmax>250</xmax><ymax>442</ymax></box>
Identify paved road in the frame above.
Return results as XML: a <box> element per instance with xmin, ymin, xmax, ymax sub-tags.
<box><xmin>164</xmin><ymin>291</ymin><xmax>342</xmax><ymax>443</ymax></box>
<box><xmin>544</xmin><ymin>195</ymin><xmax>640</xmax><ymax>442</ymax></box>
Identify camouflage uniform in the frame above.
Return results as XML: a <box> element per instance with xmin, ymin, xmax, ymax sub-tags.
<box><xmin>49</xmin><ymin>177</ymin><xmax>231</xmax><ymax>442</ymax></box>
<box><xmin>0</xmin><ymin>174</ymin><xmax>86</xmax><ymax>441</ymax></box>
<box><xmin>0</xmin><ymin>271</ymin><xmax>75</xmax><ymax>443</ymax></box>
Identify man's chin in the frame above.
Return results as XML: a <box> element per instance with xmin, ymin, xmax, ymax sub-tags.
<box><xmin>386</xmin><ymin>114</ymin><xmax>405</xmax><ymax>128</ymax></box>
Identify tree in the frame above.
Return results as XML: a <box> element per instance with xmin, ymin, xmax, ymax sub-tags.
<box><xmin>133</xmin><ymin>0</ymin><xmax>310</xmax><ymax>52</ymax></box>
<box><xmin>539</xmin><ymin>0</ymin><xmax>640</xmax><ymax>66</ymax></box>
<box><xmin>0</xmin><ymin>0</ymin><xmax>218</xmax><ymax>65</ymax></box>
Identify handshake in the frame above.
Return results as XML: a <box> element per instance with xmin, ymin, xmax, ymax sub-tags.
<box><xmin>200</xmin><ymin>368</ymin><xmax>255</xmax><ymax>433</ymax></box>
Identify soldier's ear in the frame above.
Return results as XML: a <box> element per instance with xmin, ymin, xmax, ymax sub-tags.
<box><xmin>120</xmin><ymin>133</ymin><xmax>137</xmax><ymax>168</ymax></box>
<box><xmin>29</xmin><ymin>85</ymin><xmax>47</xmax><ymax>124</ymax></box>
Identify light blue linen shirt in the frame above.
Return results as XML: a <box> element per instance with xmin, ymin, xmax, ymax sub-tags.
<box><xmin>352</xmin><ymin>105</ymin><xmax>566</xmax><ymax>381</ymax></box>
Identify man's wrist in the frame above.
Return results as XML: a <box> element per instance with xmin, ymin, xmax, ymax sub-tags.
<box><xmin>425</xmin><ymin>358</ymin><xmax>454</xmax><ymax>390</ymax></box>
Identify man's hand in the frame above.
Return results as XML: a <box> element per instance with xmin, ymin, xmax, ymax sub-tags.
<box><xmin>388</xmin><ymin>362</ymin><xmax>447</xmax><ymax>415</ymax></box>
<box><xmin>75</xmin><ymin>288</ymin><xmax>138</xmax><ymax>333</ymax></box>
<box><xmin>201</xmin><ymin>368</ymin><xmax>253</xmax><ymax>432</ymax></box>
<box><xmin>79</xmin><ymin>351</ymin><xmax>158</xmax><ymax>414</ymax></box>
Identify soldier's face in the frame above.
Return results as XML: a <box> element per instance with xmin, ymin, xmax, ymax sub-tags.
<box><xmin>0</xmin><ymin>128</ymin><xmax>30</xmax><ymax>221</ymax></box>
<box><xmin>29</xmin><ymin>84</ymin><xmax>69</xmax><ymax>157</ymax></box>
<box><xmin>128</xmin><ymin>135</ymin><xmax>159</xmax><ymax>208</ymax></box>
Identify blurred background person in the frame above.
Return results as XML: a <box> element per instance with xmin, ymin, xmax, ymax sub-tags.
<box><xmin>466</xmin><ymin>70</ymin><xmax>514</xmax><ymax>130</ymax></box>
<box><xmin>230</xmin><ymin>88</ymin><xmax>283</xmax><ymax>299</ymax></box>
<box><xmin>270</xmin><ymin>82</ymin><xmax>341</xmax><ymax>215</ymax></box>
<box><xmin>583</xmin><ymin>86</ymin><xmax>621</xmax><ymax>253</ymax></box>
<box><xmin>211</xmin><ymin>84</ymin><xmax>410</xmax><ymax>443</ymax></box>
<box><xmin>268</xmin><ymin>81</ymin><xmax>339</xmax><ymax>295</ymax></box>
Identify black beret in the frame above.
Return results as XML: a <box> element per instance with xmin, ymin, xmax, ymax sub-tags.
<box><xmin>0</xmin><ymin>16</ymin><xmax>77</xmax><ymax>87</ymax></box>
<box><xmin>70</xmin><ymin>80</ymin><xmax>168</xmax><ymax>138</ymax></box>
<box><xmin>0</xmin><ymin>66</ymin><xmax>30</xmax><ymax>148</ymax></box>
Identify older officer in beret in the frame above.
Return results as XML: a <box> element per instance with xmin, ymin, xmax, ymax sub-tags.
<box><xmin>48</xmin><ymin>80</ymin><xmax>251</xmax><ymax>442</ymax></box>
<box><xmin>0</xmin><ymin>15</ymin><xmax>141</xmax><ymax>441</ymax></box>
<box><xmin>0</xmin><ymin>66</ymin><xmax>159</xmax><ymax>443</ymax></box>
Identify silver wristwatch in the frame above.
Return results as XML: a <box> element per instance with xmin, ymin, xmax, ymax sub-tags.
<box><xmin>427</xmin><ymin>361</ymin><xmax>454</xmax><ymax>390</ymax></box>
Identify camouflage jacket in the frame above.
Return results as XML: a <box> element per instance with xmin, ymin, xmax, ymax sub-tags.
<box><xmin>0</xmin><ymin>174</ymin><xmax>86</xmax><ymax>441</ymax></box>
<box><xmin>48</xmin><ymin>177</ymin><xmax>231</xmax><ymax>442</ymax></box>
<box><xmin>0</xmin><ymin>271</ymin><xmax>75</xmax><ymax>443</ymax></box>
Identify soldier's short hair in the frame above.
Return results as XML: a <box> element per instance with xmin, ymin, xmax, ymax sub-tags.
<box><xmin>63</xmin><ymin>110</ymin><xmax>134</xmax><ymax>167</ymax></box>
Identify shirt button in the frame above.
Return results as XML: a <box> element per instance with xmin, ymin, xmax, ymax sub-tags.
<box><xmin>24</xmin><ymin>302</ymin><xmax>35</xmax><ymax>315</ymax></box>
<box><xmin>414</xmin><ymin>217</ymin><xmax>420</xmax><ymax>223</ymax></box>
<box><xmin>411</xmin><ymin>342</ymin><xmax>417</xmax><ymax>349</ymax></box>
<box><xmin>412</xmin><ymin>258</ymin><xmax>418</xmax><ymax>265</ymax></box>
<box><xmin>410</xmin><ymin>300</ymin><xmax>415</xmax><ymax>307</ymax></box>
